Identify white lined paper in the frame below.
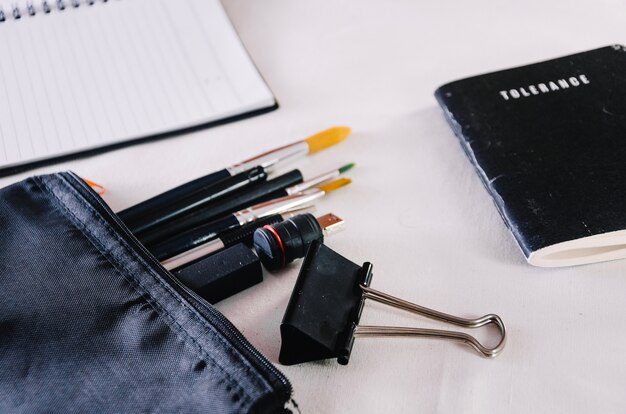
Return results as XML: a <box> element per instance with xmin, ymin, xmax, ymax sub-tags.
<box><xmin>0</xmin><ymin>0</ymin><xmax>275</xmax><ymax>169</ymax></box>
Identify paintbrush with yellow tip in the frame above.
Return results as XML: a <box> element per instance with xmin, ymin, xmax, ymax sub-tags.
<box><xmin>119</xmin><ymin>126</ymin><xmax>351</xmax><ymax>224</ymax></box>
<box><xmin>234</xmin><ymin>126</ymin><xmax>351</xmax><ymax>173</ymax></box>
<box><xmin>245</xmin><ymin>177</ymin><xmax>353</xmax><ymax>218</ymax></box>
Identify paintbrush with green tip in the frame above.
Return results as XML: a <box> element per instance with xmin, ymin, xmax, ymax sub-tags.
<box><xmin>283</xmin><ymin>162</ymin><xmax>355</xmax><ymax>195</ymax></box>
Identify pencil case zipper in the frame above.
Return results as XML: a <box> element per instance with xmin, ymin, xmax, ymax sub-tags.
<box><xmin>61</xmin><ymin>171</ymin><xmax>292</xmax><ymax>411</ymax></box>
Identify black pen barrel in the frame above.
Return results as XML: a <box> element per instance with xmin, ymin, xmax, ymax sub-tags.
<box><xmin>151</xmin><ymin>215</ymin><xmax>241</xmax><ymax>261</ymax></box>
<box><xmin>129</xmin><ymin>167</ymin><xmax>267</xmax><ymax>234</ymax></box>
<box><xmin>152</xmin><ymin>214</ymin><xmax>284</xmax><ymax>263</ymax></box>
<box><xmin>139</xmin><ymin>169</ymin><xmax>303</xmax><ymax>246</ymax></box>
<box><xmin>118</xmin><ymin>169</ymin><xmax>231</xmax><ymax>225</ymax></box>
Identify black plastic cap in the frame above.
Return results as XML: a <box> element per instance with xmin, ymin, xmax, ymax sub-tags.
<box><xmin>173</xmin><ymin>243</ymin><xmax>263</xmax><ymax>304</ymax></box>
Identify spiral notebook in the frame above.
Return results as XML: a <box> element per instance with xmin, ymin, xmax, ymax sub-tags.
<box><xmin>0</xmin><ymin>0</ymin><xmax>277</xmax><ymax>176</ymax></box>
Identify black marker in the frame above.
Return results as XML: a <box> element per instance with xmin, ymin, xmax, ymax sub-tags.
<box><xmin>253</xmin><ymin>213</ymin><xmax>344</xmax><ymax>271</ymax></box>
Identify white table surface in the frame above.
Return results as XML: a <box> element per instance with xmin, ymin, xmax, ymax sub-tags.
<box><xmin>2</xmin><ymin>1</ymin><xmax>626</xmax><ymax>412</ymax></box>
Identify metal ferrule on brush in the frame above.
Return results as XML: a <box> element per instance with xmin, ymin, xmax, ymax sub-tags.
<box><xmin>285</xmin><ymin>170</ymin><xmax>340</xmax><ymax>195</ymax></box>
<box><xmin>233</xmin><ymin>190</ymin><xmax>325</xmax><ymax>225</ymax></box>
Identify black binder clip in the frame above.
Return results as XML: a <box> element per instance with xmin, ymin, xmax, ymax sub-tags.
<box><xmin>279</xmin><ymin>241</ymin><xmax>506</xmax><ymax>365</ymax></box>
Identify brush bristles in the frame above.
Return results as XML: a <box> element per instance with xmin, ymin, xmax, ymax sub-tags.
<box><xmin>338</xmin><ymin>162</ymin><xmax>355</xmax><ymax>174</ymax></box>
<box><xmin>318</xmin><ymin>178</ymin><xmax>352</xmax><ymax>193</ymax></box>
<box><xmin>304</xmin><ymin>127</ymin><xmax>351</xmax><ymax>153</ymax></box>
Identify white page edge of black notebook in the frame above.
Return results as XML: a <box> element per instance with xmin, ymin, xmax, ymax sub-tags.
<box><xmin>528</xmin><ymin>230</ymin><xmax>626</xmax><ymax>267</ymax></box>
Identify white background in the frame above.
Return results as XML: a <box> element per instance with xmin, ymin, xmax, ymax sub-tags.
<box><xmin>2</xmin><ymin>1</ymin><xmax>626</xmax><ymax>412</ymax></box>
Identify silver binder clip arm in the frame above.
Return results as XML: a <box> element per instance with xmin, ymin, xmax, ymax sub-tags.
<box><xmin>354</xmin><ymin>286</ymin><xmax>507</xmax><ymax>358</ymax></box>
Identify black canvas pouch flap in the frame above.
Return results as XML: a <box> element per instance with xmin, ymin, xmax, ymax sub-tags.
<box><xmin>0</xmin><ymin>172</ymin><xmax>291</xmax><ymax>413</ymax></box>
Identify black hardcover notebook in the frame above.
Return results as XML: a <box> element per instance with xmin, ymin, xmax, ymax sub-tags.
<box><xmin>0</xmin><ymin>0</ymin><xmax>276</xmax><ymax>177</ymax></box>
<box><xmin>436</xmin><ymin>45</ymin><xmax>626</xmax><ymax>267</ymax></box>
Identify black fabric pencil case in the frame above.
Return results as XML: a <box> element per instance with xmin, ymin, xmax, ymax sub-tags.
<box><xmin>0</xmin><ymin>172</ymin><xmax>291</xmax><ymax>413</ymax></box>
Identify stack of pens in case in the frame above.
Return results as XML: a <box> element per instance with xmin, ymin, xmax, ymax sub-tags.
<box><xmin>118</xmin><ymin>127</ymin><xmax>353</xmax><ymax>303</ymax></box>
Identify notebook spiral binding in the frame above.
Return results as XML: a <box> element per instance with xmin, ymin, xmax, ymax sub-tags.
<box><xmin>0</xmin><ymin>0</ymin><xmax>107</xmax><ymax>22</ymax></box>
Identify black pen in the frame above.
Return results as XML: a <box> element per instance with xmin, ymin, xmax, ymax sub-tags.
<box><xmin>138</xmin><ymin>169</ymin><xmax>304</xmax><ymax>245</ymax></box>
<box><xmin>126</xmin><ymin>166</ymin><xmax>267</xmax><ymax>234</ymax></box>
<box><xmin>118</xmin><ymin>126</ymin><xmax>350</xmax><ymax>225</ymax></box>
<box><xmin>160</xmin><ymin>214</ymin><xmax>285</xmax><ymax>270</ymax></box>
<box><xmin>160</xmin><ymin>211</ymin><xmax>344</xmax><ymax>271</ymax></box>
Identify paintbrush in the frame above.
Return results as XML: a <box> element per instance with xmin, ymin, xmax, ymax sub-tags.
<box><xmin>118</xmin><ymin>126</ymin><xmax>351</xmax><ymax>225</ymax></box>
